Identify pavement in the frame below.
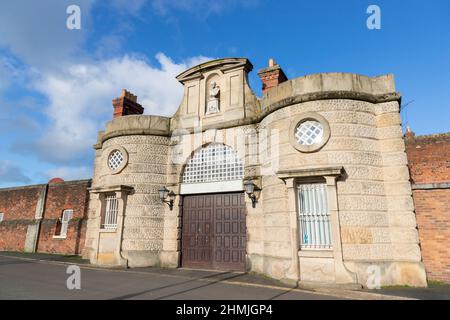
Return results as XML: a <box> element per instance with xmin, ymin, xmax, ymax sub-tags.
<box><xmin>0</xmin><ymin>252</ymin><xmax>448</xmax><ymax>300</ymax></box>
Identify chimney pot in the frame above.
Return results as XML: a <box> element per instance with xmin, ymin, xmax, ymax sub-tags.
<box><xmin>257</xmin><ymin>58</ymin><xmax>288</xmax><ymax>94</ymax></box>
<box><xmin>112</xmin><ymin>89</ymin><xmax>144</xmax><ymax>119</ymax></box>
<box><xmin>269</xmin><ymin>58</ymin><xmax>275</xmax><ymax>67</ymax></box>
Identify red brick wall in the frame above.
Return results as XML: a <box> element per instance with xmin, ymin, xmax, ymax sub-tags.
<box><xmin>0</xmin><ymin>185</ymin><xmax>45</xmax><ymax>251</ymax></box>
<box><xmin>406</xmin><ymin>132</ymin><xmax>450</xmax><ymax>183</ymax></box>
<box><xmin>406</xmin><ymin>132</ymin><xmax>450</xmax><ymax>283</ymax></box>
<box><xmin>36</xmin><ymin>180</ymin><xmax>91</xmax><ymax>255</ymax></box>
<box><xmin>0</xmin><ymin>180</ymin><xmax>91</xmax><ymax>255</ymax></box>
<box><xmin>412</xmin><ymin>189</ymin><xmax>450</xmax><ymax>283</ymax></box>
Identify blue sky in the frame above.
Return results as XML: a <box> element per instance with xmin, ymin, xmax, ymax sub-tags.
<box><xmin>0</xmin><ymin>0</ymin><xmax>449</xmax><ymax>187</ymax></box>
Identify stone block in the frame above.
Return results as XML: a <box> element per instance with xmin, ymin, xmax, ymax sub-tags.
<box><xmin>299</xmin><ymin>257</ymin><xmax>336</xmax><ymax>283</ymax></box>
<box><xmin>341</xmin><ymin>227</ymin><xmax>374</xmax><ymax>244</ymax></box>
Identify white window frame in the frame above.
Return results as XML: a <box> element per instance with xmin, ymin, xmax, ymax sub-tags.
<box><xmin>102</xmin><ymin>195</ymin><xmax>119</xmax><ymax>229</ymax></box>
<box><xmin>297</xmin><ymin>183</ymin><xmax>332</xmax><ymax>250</ymax></box>
<box><xmin>0</xmin><ymin>212</ymin><xmax>4</xmax><ymax>222</ymax></box>
<box><xmin>54</xmin><ymin>209</ymin><xmax>73</xmax><ymax>239</ymax></box>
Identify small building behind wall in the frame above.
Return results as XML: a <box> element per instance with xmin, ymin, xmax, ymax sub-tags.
<box><xmin>83</xmin><ymin>57</ymin><xmax>428</xmax><ymax>288</ymax></box>
<box><xmin>0</xmin><ymin>179</ymin><xmax>91</xmax><ymax>255</ymax></box>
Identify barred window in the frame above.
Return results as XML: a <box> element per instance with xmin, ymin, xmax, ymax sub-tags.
<box><xmin>295</xmin><ymin>120</ymin><xmax>324</xmax><ymax>146</ymax></box>
<box><xmin>182</xmin><ymin>144</ymin><xmax>244</xmax><ymax>184</ymax></box>
<box><xmin>102</xmin><ymin>195</ymin><xmax>119</xmax><ymax>229</ymax></box>
<box><xmin>108</xmin><ymin>150</ymin><xmax>124</xmax><ymax>171</ymax></box>
<box><xmin>298</xmin><ymin>183</ymin><xmax>332</xmax><ymax>249</ymax></box>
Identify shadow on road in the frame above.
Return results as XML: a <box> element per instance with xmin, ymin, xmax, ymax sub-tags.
<box><xmin>109</xmin><ymin>271</ymin><xmax>278</xmax><ymax>300</ymax></box>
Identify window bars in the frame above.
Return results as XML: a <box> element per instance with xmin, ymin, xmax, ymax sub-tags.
<box><xmin>103</xmin><ymin>195</ymin><xmax>119</xmax><ymax>229</ymax></box>
<box><xmin>108</xmin><ymin>149</ymin><xmax>124</xmax><ymax>171</ymax></box>
<box><xmin>182</xmin><ymin>144</ymin><xmax>244</xmax><ymax>184</ymax></box>
<box><xmin>295</xmin><ymin>120</ymin><xmax>324</xmax><ymax>146</ymax></box>
<box><xmin>297</xmin><ymin>183</ymin><xmax>332</xmax><ymax>249</ymax></box>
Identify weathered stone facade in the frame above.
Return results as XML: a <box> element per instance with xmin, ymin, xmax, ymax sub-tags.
<box><xmin>82</xmin><ymin>57</ymin><xmax>427</xmax><ymax>287</ymax></box>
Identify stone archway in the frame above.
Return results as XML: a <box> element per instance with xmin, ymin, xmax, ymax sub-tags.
<box><xmin>179</xmin><ymin>143</ymin><xmax>247</xmax><ymax>271</ymax></box>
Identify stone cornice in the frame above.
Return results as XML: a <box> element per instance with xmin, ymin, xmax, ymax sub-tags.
<box><xmin>176</xmin><ymin>58</ymin><xmax>253</xmax><ymax>83</ymax></box>
<box><xmin>94</xmin><ymin>90</ymin><xmax>402</xmax><ymax>148</ymax></box>
<box><xmin>88</xmin><ymin>185</ymin><xmax>134</xmax><ymax>194</ymax></box>
<box><xmin>169</xmin><ymin>91</ymin><xmax>400</xmax><ymax>135</ymax></box>
<box><xmin>276</xmin><ymin>166</ymin><xmax>345</xmax><ymax>179</ymax></box>
<box><xmin>261</xmin><ymin>91</ymin><xmax>401</xmax><ymax>115</ymax></box>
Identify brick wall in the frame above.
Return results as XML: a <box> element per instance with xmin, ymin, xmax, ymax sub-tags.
<box><xmin>0</xmin><ymin>180</ymin><xmax>91</xmax><ymax>255</ymax></box>
<box><xmin>406</xmin><ymin>131</ymin><xmax>450</xmax><ymax>283</ymax></box>
<box><xmin>0</xmin><ymin>185</ymin><xmax>46</xmax><ymax>251</ymax></box>
<box><xmin>36</xmin><ymin>180</ymin><xmax>91</xmax><ymax>255</ymax></box>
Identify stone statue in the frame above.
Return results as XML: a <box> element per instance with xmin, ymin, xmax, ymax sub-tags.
<box><xmin>206</xmin><ymin>81</ymin><xmax>220</xmax><ymax>114</ymax></box>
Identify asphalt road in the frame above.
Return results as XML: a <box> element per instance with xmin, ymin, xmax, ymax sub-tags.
<box><xmin>0</xmin><ymin>255</ymin><xmax>342</xmax><ymax>300</ymax></box>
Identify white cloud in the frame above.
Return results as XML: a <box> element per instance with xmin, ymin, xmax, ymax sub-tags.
<box><xmin>0</xmin><ymin>0</ymin><xmax>95</xmax><ymax>69</ymax></box>
<box><xmin>29</xmin><ymin>53</ymin><xmax>212</xmax><ymax>164</ymax></box>
<box><xmin>108</xmin><ymin>0</ymin><xmax>260</xmax><ymax>17</ymax></box>
<box><xmin>0</xmin><ymin>0</ymin><xmax>235</xmax><ymax>182</ymax></box>
<box><xmin>0</xmin><ymin>160</ymin><xmax>31</xmax><ymax>184</ymax></box>
<box><xmin>44</xmin><ymin>166</ymin><xmax>92</xmax><ymax>181</ymax></box>
<box><xmin>150</xmin><ymin>0</ymin><xmax>260</xmax><ymax>16</ymax></box>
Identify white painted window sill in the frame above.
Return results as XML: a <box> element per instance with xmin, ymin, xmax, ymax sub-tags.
<box><xmin>53</xmin><ymin>235</ymin><xmax>67</xmax><ymax>239</ymax></box>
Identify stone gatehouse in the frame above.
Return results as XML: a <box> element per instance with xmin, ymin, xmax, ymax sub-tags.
<box><xmin>81</xmin><ymin>57</ymin><xmax>427</xmax><ymax>287</ymax></box>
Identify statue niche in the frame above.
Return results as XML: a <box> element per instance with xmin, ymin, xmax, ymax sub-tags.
<box><xmin>206</xmin><ymin>81</ymin><xmax>220</xmax><ymax>115</ymax></box>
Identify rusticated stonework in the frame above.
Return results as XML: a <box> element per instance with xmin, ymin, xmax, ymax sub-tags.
<box><xmin>81</xmin><ymin>58</ymin><xmax>428</xmax><ymax>287</ymax></box>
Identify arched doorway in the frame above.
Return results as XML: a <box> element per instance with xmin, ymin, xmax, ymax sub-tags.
<box><xmin>180</xmin><ymin>144</ymin><xmax>247</xmax><ymax>271</ymax></box>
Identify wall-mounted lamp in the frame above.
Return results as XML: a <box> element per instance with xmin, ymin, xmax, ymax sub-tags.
<box><xmin>243</xmin><ymin>179</ymin><xmax>257</xmax><ymax>208</ymax></box>
<box><xmin>159</xmin><ymin>186</ymin><xmax>175</xmax><ymax>210</ymax></box>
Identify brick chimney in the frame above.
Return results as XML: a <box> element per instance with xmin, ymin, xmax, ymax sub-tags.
<box><xmin>112</xmin><ymin>89</ymin><xmax>144</xmax><ymax>118</ymax></box>
<box><xmin>257</xmin><ymin>58</ymin><xmax>288</xmax><ymax>93</ymax></box>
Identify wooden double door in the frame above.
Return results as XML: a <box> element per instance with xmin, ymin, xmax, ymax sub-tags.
<box><xmin>181</xmin><ymin>193</ymin><xmax>247</xmax><ymax>272</ymax></box>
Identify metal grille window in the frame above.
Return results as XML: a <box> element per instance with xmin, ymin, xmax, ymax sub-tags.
<box><xmin>182</xmin><ymin>144</ymin><xmax>244</xmax><ymax>184</ymax></box>
<box><xmin>108</xmin><ymin>150</ymin><xmax>124</xmax><ymax>171</ymax></box>
<box><xmin>102</xmin><ymin>195</ymin><xmax>119</xmax><ymax>229</ymax></box>
<box><xmin>298</xmin><ymin>183</ymin><xmax>332</xmax><ymax>249</ymax></box>
<box><xmin>295</xmin><ymin>121</ymin><xmax>324</xmax><ymax>146</ymax></box>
